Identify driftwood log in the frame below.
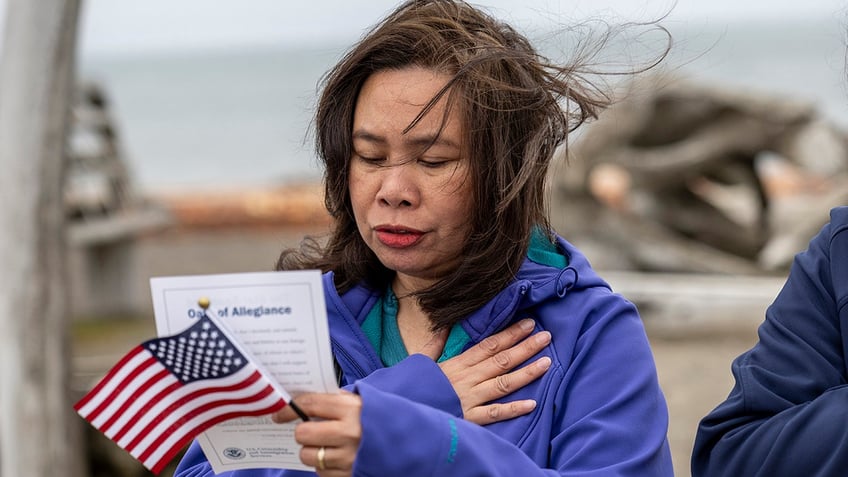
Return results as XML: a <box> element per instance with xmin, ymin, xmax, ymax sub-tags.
<box><xmin>552</xmin><ymin>73</ymin><xmax>848</xmax><ymax>274</ymax></box>
<box><xmin>0</xmin><ymin>1</ymin><xmax>84</xmax><ymax>476</ymax></box>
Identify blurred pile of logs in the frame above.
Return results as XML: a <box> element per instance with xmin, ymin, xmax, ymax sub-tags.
<box><xmin>552</xmin><ymin>74</ymin><xmax>848</xmax><ymax>275</ymax></box>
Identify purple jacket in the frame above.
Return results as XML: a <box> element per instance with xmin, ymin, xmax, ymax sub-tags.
<box><xmin>175</xmin><ymin>235</ymin><xmax>672</xmax><ymax>476</ymax></box>
<box><xmin>692</xmin><ymin>207</ymin><xmax>848</xmax><ymax>476</ymax></box>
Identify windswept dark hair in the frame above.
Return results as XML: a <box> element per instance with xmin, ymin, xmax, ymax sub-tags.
<box><xmin>277</xmin><ymin>0</ymin><xmax>668</xmax><ymax>330</ymax></box>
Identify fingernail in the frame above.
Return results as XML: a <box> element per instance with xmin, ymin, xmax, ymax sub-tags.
<box><xmin>536</xmin><ymin>356</ymin><xmax>551</xmax><ymax>370</ymax></box>
<box><xmin>534</xmin><ymin>330</ymin><xmax>551</xmax><ymax>344</ymax></box>
<box><xmin>520</xmin><ymin>318</ymin><xmax>535</xmax><ymax>330</ymax></box>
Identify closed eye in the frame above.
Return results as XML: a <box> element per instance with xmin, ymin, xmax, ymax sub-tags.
<box><xmin>354</xmin><ymin>154</ymin><xmax>385</xmax><ymax>165</ymax></box>
<box><xmin>418</xmin><ymin>158</ymin><xmax>455</xmax><ymax>168</ymax></box>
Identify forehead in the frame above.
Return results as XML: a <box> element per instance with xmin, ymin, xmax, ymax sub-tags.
<box><xmin>353</xmin><ymin>67</ymin><xmax>465</xmax><ymax>143</ymax></box>
<box><xmin>359</xmin><ymin>67</ymin><xmax>450</xmax><ymax>103</ymax></box>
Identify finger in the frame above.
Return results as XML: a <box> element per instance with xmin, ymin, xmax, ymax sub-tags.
<box><xmin>292</xmin><ymin>393</ymin><xmax>362</xmax><ymax>449</ymax></box>
<box><xmin>477</xmin><ymin>330</ymin><xmax>551</xmax><ymax>377</ymax></box>
<box><xmin>300</xmin><ymin>445</ymin><xmax>356</xmax><ymax>475</ymax></box>
<box><xmin>272</xmin><ymin>393</ymin><xmax>342</xmax><ymax>423</ymax></box>
<box><xmin>318</xmin><ymin>467</ymin><xmax>352</xmax><ymax>477</ymax></box>
<box><xmin>457</xmin><ymin>319</ymin><xmax>537</xmax><ymax>365</ymax></box>
<box><xmin>270</xmin><ymin>403</ymin><xmax>300</xmax><ymax>424</ymax></box>
<box><xmin>300</xmin><ymin>445</ymin><xmax>322</xmax><ymax>470</ymax></box>
<box><xmin>286</xmin><ymin>392</ymin><xmax>363</xmax><ymax>421</ymax></box>
<box><xmin>478</xmin><ymin>356</ymin><xmax>552</xmax><ymax>403</ymax></box>
<box><xmin>295</xmin><ymin>418</ymin><xmax>361</xmax><ymax>448</ymax></box>
<box><xmin>301</xmin><ymin>446</ymin><xmax>332</xmax><ymax>472</ymax></box>
<box><xmin>464</xmin><ymin>399</ymin><xmax>538</xmax><ymax>426</ymax></box>
<box><xmin>317</xmin><ymin>470</ymin><xmax>350</xmax><ymax>477</ymax></box>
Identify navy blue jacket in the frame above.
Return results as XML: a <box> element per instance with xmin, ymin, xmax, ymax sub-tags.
<box><xmin>692</xmin><ymin>206</ymin><xmax>848</xmax><ymax>476</ymax></box>
<box><xmin>176</xmin><ymin>234</ymin><xmax>672</xmax><ymax>476</ymax></box>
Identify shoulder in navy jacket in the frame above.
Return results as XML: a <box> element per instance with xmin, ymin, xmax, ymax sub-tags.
<box><xmin>692</xmin><ymin>206</ymin><xmax>848</xmax><ymax>476</ymax></box>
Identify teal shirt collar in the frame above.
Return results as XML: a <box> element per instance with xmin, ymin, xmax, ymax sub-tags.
<box><xmin>361</xmin><ymin>288</ymin><xmax>471</xmax><ymax>367</ymax></box>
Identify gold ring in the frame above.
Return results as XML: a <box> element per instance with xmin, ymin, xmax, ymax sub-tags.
<box><xmin>317</xmin><ymin>446</ymin><xmax>326</xmax><ymax>470</ymax></box>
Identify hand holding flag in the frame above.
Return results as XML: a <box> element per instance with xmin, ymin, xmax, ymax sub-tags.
<box><xmin>74</xmin><ymin>301</ymin><xmax>291</xmax><ymax>474</ymax></box>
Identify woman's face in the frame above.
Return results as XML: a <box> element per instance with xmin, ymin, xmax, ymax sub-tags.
<box><xmin>349</xmin><ymin>66</ymin><xmax>473</xmax><ymax>290</ymax></box>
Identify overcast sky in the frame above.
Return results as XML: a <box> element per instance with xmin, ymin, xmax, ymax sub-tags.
<box><xmin>71</xmin><ymin>0</ymin><xmax>846</xmax><ymax>56</ymax></box>
<box><xmin>0</xmin><ymin>1</ymin><xmax>844</xmax><ymax>56</ymax></box>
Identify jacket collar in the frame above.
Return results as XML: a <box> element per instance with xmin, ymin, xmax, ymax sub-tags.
<box><xmin>327</xmin><ymin>234</ymin><xmax>609</xmax><ymax>346</ymax></box>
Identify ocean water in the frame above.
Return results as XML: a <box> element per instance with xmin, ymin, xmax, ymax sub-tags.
<box><xmin>78</xmin><ymin>18</ymin><xmax>848</xmax><ymax>193</ymax></box>
<box><xmin>79</xmin><ymin>45</ymin><xmax>341</xmax><ymax>192</ymax></box>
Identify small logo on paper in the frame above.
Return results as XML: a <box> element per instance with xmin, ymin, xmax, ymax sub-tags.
<box><xmin>223</xmin><ymin>447</ymin><xmax>246</xmax><ymax>460</ymax></box>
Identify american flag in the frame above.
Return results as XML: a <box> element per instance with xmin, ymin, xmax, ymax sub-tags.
<box><xmin>74</xmin><ymin>313</ymin><xmax>288</xmax><ymax>474</ymax></box>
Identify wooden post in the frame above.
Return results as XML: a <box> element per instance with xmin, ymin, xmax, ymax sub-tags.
<box><xmin>0</xmin><ymin>0</ymin><xmax>83</xmax><ymax>476</ymax></box>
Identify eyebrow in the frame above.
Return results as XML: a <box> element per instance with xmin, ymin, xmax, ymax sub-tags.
<box><xmin>352</xmin><ymin>130</ymin><xmax>461</xmax><ymax>150</ymax></box>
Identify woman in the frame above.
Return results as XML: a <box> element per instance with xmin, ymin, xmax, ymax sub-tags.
<box><xmin>176</xmin><ymin>1</ymin><xmax>672</xmax><ymax>475</ymax></box>
<box><xmin>692</xmin><ymin>207</ymin><xmax>848</xmax><ymax>476</ymax></box>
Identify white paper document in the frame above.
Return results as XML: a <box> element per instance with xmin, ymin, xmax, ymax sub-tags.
<box><xmin>150</xmin><ymin>270</ymin><xmax>339</xmax><ymax>473</ymax></box>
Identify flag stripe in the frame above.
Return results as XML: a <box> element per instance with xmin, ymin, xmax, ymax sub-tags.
<box><xmin>122</xmin><ymin>367</ymin><xmax>264</xmax><ymax>452</ymax></box>
<box><xmin>99</xmin><ymin>367</ymin><xmax>172</xmax><ymax>436</ymax></box>
<box><xmin>90</xmin><ymin>354</ymin><xmax>164</xmax><ymax>428</ymax></box>
<box><xmin>110</xmin><ymin>377</ymin><xmax>183</xmax><ymax>443</ymax></box>
<box><xmin>137</xmin><ymin>385</ymin><xmax>284</xmax><ymax>465</ymax></box>
<box><xmin>143</xmin><ymin>396</ymin><xmax>287</xmax><ymax>474</ymax></box>
<box><xmin>74</xmin><ymin>345</ymin><xmax>148</xmax><ymax>412</ymax></box>
<box><xmin>75</xmin><ymin>347</ymin><xmax>155</xmax><ymax>418</ymax></box>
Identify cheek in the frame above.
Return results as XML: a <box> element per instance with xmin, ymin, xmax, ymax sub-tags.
<box><xmin>348</xmin><ymin>169</ymin><xmax>368</xmax><ymax>214</ymax></box>
<box><xmin>349</xmin><ymin>191</ymin><xmax>369</xmax><ymax>233</ymax></box>
<box><xmin>348</xmin><ymin>169</ymin><xmax>378</xmax><ymax>236</ymax></box>
<box><xmin>442</xmin><ymin>184</ymin><xmax>475</xmax><ymax>232</ymax></box>
<box><xmin>454</xmin><ymin>174</ymin><xmax>475</xmax><ymax>217</ymax></box>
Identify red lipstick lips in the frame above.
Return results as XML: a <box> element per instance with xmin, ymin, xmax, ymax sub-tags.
<box><xmin>375</xmin><ymin>226</ymin><xmax>424</xmax><ymax>248</ymax></box>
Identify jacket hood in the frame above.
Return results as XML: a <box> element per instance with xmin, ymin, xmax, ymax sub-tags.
<box><xmin>460</xmin><ymin>235</ymin><xmax>611</xmax><ymax>341</ymax></box>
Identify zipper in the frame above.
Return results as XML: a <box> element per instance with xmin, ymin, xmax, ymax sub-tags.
<box><xmin>331</xmin><ymin>340</ymin><xmax>370</xmax><ymax>383</ymax></box>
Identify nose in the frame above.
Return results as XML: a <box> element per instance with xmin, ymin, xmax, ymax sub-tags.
<box><xmin>375</xmin><ymin>163</ymin><xmax>419</xmax><ymax>208</ymax></box>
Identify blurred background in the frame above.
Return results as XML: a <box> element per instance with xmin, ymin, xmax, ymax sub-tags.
<box><xmin>75</xmin><ymin>0</ymin><xmax>848</xmax><ymax>191</ymax></box>
<box><xmin>6</xmin><ymin>0</ymin><xmax>848</xmax><ymax>475</ymax></box>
